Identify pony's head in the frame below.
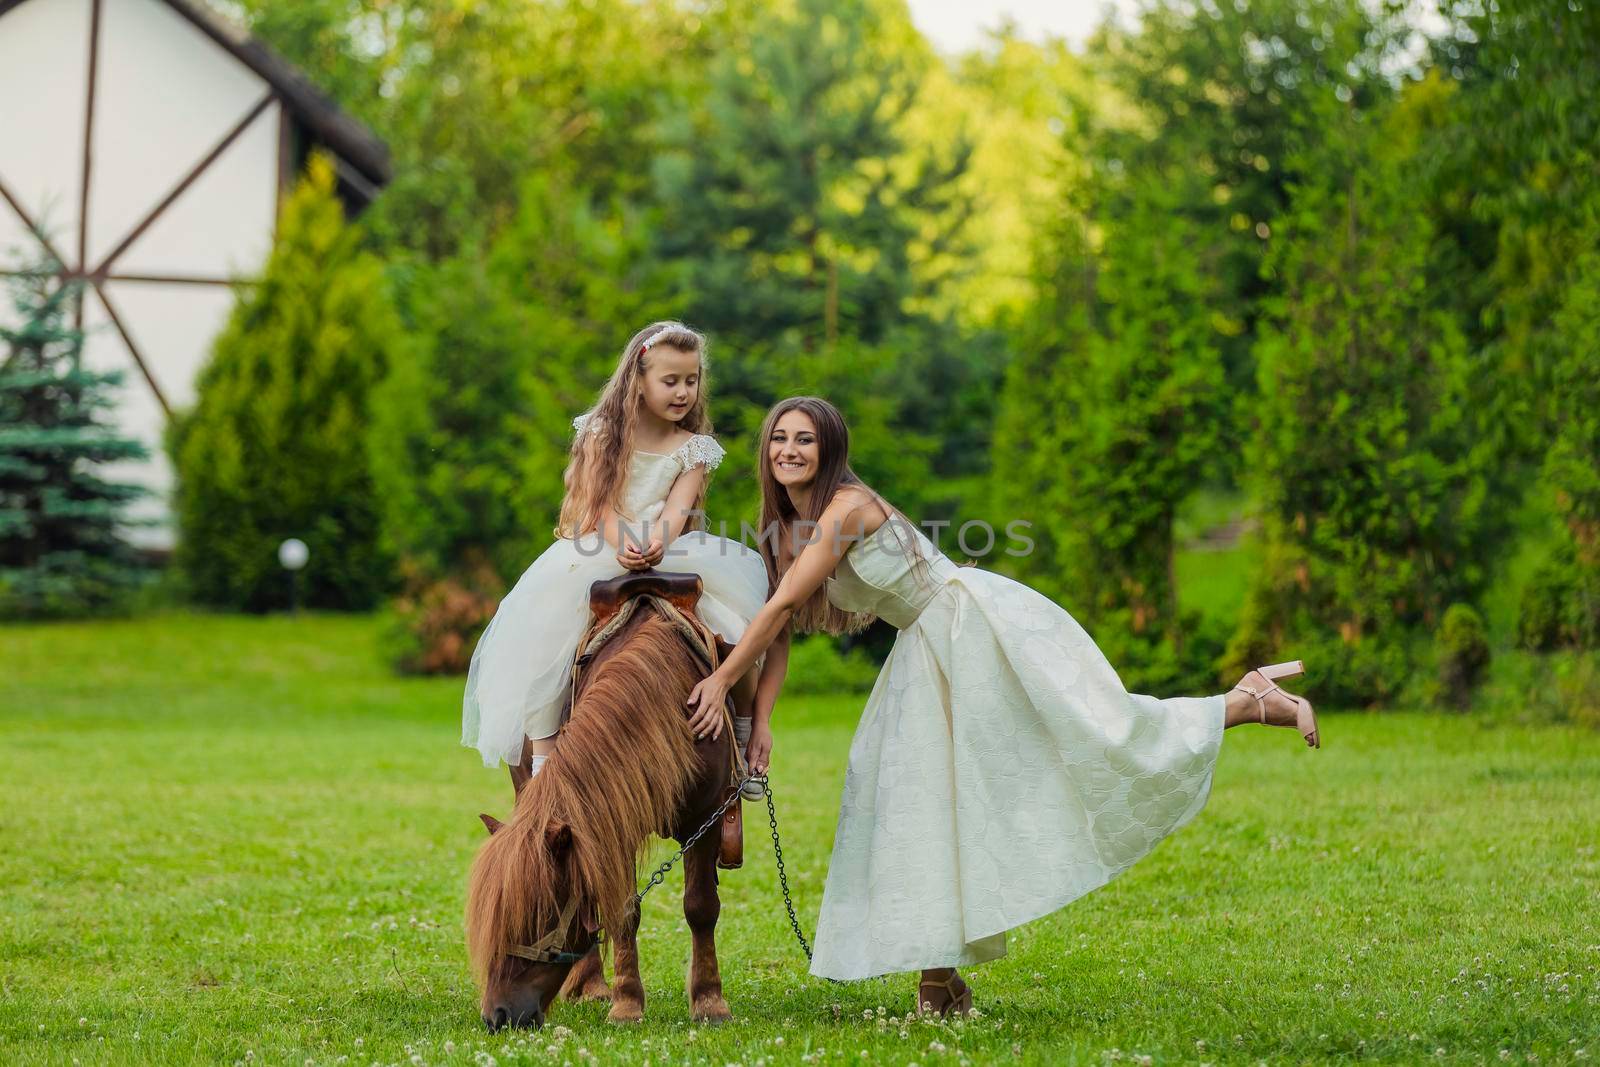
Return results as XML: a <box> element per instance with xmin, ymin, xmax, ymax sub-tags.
<box><xmin>464</xmin><ymin>615</ymin><xmax>704</xmax><ymax>1029</ymax></box>
<box><xmin>465</xmin><ymin>811</ymin><xmax>596</xmax><ymax>1030</ymax></box>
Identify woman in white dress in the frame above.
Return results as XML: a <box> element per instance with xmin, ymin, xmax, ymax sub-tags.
<box><xmin>685</xmin><ymin>396</ymin><xmax>1319</xmax><ymax>1015</ymax></box>
<box><xmin>462</xmin><ymin>321</ymin><xmax>769</xmax><ymax>775</ymax></box>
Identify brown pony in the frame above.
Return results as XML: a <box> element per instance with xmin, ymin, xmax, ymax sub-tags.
<box><xmin>465</xmin><ymin>610</ymin><xmax>737</xmax><ymax>1030</ymax></box>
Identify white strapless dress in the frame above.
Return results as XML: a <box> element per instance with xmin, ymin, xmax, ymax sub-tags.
<box><xmin>461</xmin><ymin>434</ymin><xmax>768</xmax><ymax>768</ymax></box>
<box><xmin>809</xmin><ymin>520</ymin><xmax>1225</xmax><ymax>980</ymax></box>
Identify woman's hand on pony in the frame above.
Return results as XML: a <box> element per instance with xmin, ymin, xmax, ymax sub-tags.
<box><xmin>684</xmin><ymin>669</ymin><xmax>732</xmax><ymax>739</ymax></box>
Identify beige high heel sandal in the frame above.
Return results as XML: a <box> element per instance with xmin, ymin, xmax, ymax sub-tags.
<box><xmin>1233</xmin><ymin>659</ymin><xmax>1321</xmax><ymax>748</ymax></box>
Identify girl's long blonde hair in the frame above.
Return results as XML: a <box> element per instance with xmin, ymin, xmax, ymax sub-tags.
<box><xmin>556</xmin><ymin>321</ymin><xmax>713</xmax><ymax>540</ymax></box>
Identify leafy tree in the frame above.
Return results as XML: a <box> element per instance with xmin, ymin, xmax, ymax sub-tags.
<box><xmin>169</xmin><ymin>155</ymin><xmax>402</xmax><ymax>611</ymax></box>
<box><xmin>1429</xmin><ymin>0</ymin><xmax>1600</xmax><ymax>652</ymax></box>
<box><xmin>1224</xmin><ymin>100</ymin><xmax>1493</xmax><ymax>705</ymax></box>
<box><xmin>1430</xmin><ymin>0</ymin><xmax>1600</xmax><ymax>419</ymax></box>
<box><xmin>994</xmin><ymin>193</ymin><xmax>1227</xmax><ymax>693</ymax></box>
<box><xmin>237</xmin><ymin>0</ymin><xmax>701</xmax><ymax>261</ymax></box>
<box><xmin>654</xmin><ymin>0</ymin><xmax>973</xmax><ymax>351</ymax></box>
<box><xmin>1518</xmin><ymin>242</ymin><xmax>1600</xmax><ymax>650</ymax></box>
<box><xmin>1087</xmin><ymin>0</ymin><xmax>1410</xmax><ymax>459</ymax></box>
<box><xmin>372</xmin><ymin>173</ymin><xmax>676</xmax><ymax>586</ymax></box>
<box><xmin>0</xmin><ymin>258</ymin><xmax>148</xmax><ymax>617</ymax></box>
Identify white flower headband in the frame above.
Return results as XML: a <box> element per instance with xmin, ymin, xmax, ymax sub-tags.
<box><xmin>640</xmin><ymin>326</ymin><xmax>678</xmax><ymax>352</ymax></box>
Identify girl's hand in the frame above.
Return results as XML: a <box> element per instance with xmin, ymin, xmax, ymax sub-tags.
<box><xmin>745</xmin><ymin>719</ymin><xmax>773</xmax><ymax>776</ymax></box>
<box><xmin>617</xmin><ymin>537</ymin><xmax>664</xmax><ymax>572</ymax></box>
<box><xmin>684</xmin><ymin>671</ymin><xmax>731</xmax><ymax>739</ymax></box>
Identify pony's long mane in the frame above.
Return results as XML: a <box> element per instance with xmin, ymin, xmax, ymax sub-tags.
<box><xmin>465</xmin><ymin>614</ymin><xmax>704</xmax><ymax>985</ymax></box>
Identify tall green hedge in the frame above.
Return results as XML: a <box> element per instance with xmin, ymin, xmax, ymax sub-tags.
<box><xmin>168</xmin><ymin>155</ymin><xmax>403</xmax><ymax>612</ymax></box>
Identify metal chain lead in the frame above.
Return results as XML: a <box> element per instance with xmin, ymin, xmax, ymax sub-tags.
<box><xmin>629</xmin><ymin>773</ymin><xmax>818</xmax><ymax>966</ymax></box>
<box><xmin>765</xmin><ymin>779</ymin><xmax>813</xmax><ymax>961</ymax></box>
<box><xmin>632</xmin><ymin>773</ymin><xmax>752</xmax><ymax>909</ymax></box>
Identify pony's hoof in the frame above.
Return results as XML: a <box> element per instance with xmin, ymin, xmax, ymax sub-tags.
<box><xmin>572</xmin><ymin>982</ymin><xmax>612</xmax><ymax>1004</ymax></box>
<box><xmin>607</xmin><ymin>1001</ymin><xmax>644</xmax><ymax>1025</ymax></box>
<box><xmin>557</xmin><ymin>949</ymin><xmax>609</xmax><ymax>1004</ymax></box>
<box><xmin>691</xmin><ymin>996</ymin><xmax>732</xmax><ymax>1025</ymax></box>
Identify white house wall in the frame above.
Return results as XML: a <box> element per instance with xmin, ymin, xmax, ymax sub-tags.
<box><xmin>0</xmin><ymin>0</ymin><xmax>306</xmax><ymax>551</ymax></box>
<box><xmin>100</xmin><ymin>279</ymin><xmax>235</xmax><ymax>411</ymax></box>
<box><xmin>85</xmin><ymin>0</ymin><xmax>270</xmax><ymax>267</ymax></box>
<box><xmin>87</xmin><ymin>279</ymin><xmax>241</xmax><ymax>540</ymax></box>
<box><xmin>79</xmin><ymin>286</ymin><xmax>171</xmax><ymax>534</ymax></box>
<box><xmin>0</xmin><ymin>0</ymin><xmax>91</xmax><ymax>252</ymax></box>
<box><xmin>115</xmin><ymin>100</ymin><xmax>278</xmax><ymax>278</ymax></box>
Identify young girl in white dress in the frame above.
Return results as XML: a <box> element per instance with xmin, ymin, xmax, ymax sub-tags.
<box><xmin>462</xmin><ymin>321</ymin><xmax>770</xmax><ymax>778</ymax></box>
<box><xmin>685</xmin><ymin>396</ymin><xmax>1321</xmax><ymax>1016</ymax></box>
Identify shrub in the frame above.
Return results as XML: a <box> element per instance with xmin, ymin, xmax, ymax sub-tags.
<box><xmin>1437</xmin><ymin>603</ymin><xmax>1491</xmax><ymax>710</ymax></box>
<box><xmin>168</xmin><ymin>155</ymin><xmax>404</xmax><ymax>612</ymax></box>
<box><xmin>782</xmin><ymin>633</ymin><xmax>881</xmax><ymax>696</ymax></box>
<box><xmin>379</xmin><ymin>552</ymin><xmax>502</xmax><ymax>675</ymax></box>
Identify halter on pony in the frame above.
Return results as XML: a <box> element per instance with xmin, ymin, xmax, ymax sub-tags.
<box><xmin>505</xmin><ymin>895</ymin><xmax>600</xmax><ymax>965</ymax></box>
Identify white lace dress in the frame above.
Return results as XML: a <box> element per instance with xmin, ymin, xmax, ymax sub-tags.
<box><xmin>461</xmin><ymin>425</ymin><xmax>768</xmax><ymax>768</ymax></box>
<box><xmin>809</xmin><ymin>520</ymin><xmax>1225</xmax><ymax>981</ymax></box>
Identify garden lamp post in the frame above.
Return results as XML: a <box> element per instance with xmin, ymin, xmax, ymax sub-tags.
<box><xmin>278</xmin><ymin>538</ymin><xmax>309</xmax><ymax>613</ymax></box>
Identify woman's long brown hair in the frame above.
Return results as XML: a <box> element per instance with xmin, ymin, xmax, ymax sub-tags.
<box><xmin>555</xmin><ymin>321</ymin><xmax>713</xmax><ymax>540</ymax></box>
<box><xmin>754</xmin><ymin>396</ymin><xmax>924</xmax><ymax>635</ymax></box>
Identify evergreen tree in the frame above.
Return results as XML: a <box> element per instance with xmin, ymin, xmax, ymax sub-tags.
<box><xmin>169</xmin><ymin>155</ymin><xmax>403</xmax><ymax>612</ymax></box>
<box><xmin>650</xmin><ymin>0</ymin><xmax>997</xmax><ymax>522</ymax></box>
<box><xmin>0</xmin><ymin>256</ymin><xmax>148</xmax><ymax>617</ymax></box>
<box><xmin>653</xmin><ymin>0</ymin><xmax>972</xmax><ymax>354</ymax></box>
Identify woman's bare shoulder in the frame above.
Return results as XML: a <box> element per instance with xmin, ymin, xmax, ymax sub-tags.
<box><xmin>830</xmin><ymin>485</ymin><xmax>891</xmax><ymax>530</ymax></box>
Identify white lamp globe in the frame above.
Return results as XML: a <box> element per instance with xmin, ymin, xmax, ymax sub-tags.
<box><xmin>278</xmin><ymin>538</ymin><xmax>310</xmax><ymax>572</ymax></box>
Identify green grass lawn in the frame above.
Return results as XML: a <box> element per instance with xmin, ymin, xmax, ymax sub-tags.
<box><xmin>2</xmin><ymin>614</ymin><xmax>1597</xmax><ymax>1066</ymax></box>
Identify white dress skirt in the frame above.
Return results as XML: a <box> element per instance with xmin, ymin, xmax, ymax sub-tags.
<box><xmin>462</xmin><ymin>434</ymin><xmax>769</xmax><ymax>768</ymax></box>
<box><xmin>809</xmin><ymin>519</ymin><xmax>1226</xmax><ymax>981</ymax></box>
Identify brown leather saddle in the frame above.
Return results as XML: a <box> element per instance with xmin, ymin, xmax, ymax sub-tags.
<box><xmin>575</xmin><ymin>569</ymin><xmax>744</xmax><ymax>870</ymax></box>
<box><xmin>588</xmin><ymin>569</ymin><xmax>704</xmax><ymax>628</ymax></box>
